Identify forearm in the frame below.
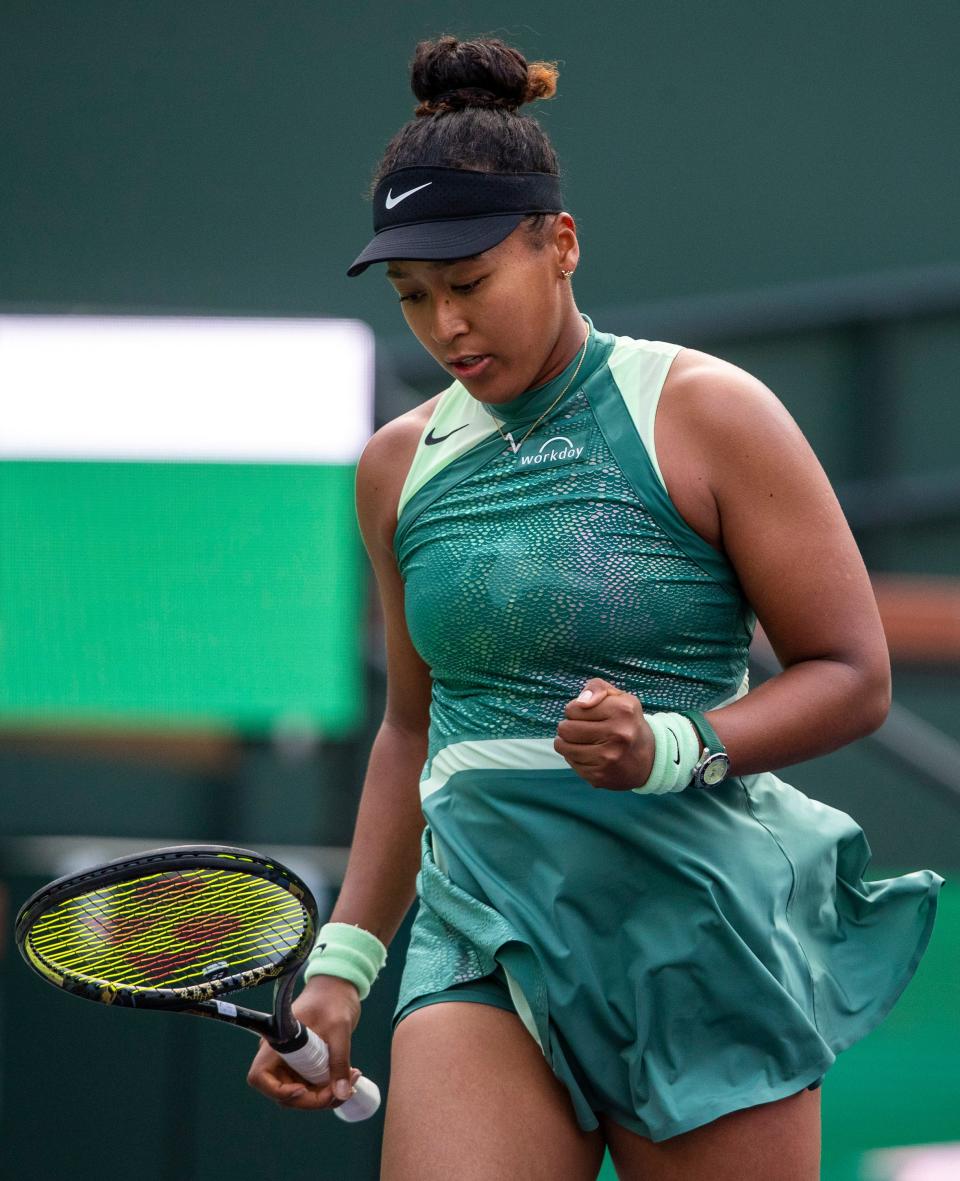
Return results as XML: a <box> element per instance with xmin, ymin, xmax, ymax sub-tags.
<box><xmin>326</xmin><ymin>717</ymin><xmax>428</xmax><ymax>946</ymax></box>
<box><xmin>707</xmin><ymin>653</ymin><xmax>891</xmax><ymax>777</ymax></box>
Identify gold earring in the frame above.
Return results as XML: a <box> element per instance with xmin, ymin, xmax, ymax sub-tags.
<box><xmin>560</xmin><ymin>268</ymin><xmax>574</xmax><ymax>281</ymax></box>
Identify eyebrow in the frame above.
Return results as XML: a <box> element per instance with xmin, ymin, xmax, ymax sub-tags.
<box><xmin>385</xmin><ymin>254</ymin><xmax>483</xmax><ymax>279</ymax></box>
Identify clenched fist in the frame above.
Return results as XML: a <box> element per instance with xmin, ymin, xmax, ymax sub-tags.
<box><xmin>554</xmin><ymin>677</ymin><xmax>656</xmax><ymax>790</ymax></box>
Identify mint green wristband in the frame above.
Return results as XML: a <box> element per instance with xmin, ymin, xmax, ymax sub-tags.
<box><xmin>302</xmin><ymin>922</ymin><xmax>388</xmax><ymax>1000</ymax></box>
<box><xmin>631</xmin><ymin>712</ymin><xmax>701</xmax><ymax>795</ymax></box>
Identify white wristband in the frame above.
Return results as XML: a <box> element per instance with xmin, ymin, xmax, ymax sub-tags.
<box><xmin>631</xmin><ymin>712</ymin><xmax>701</xmax><ymax>795</ymax></box>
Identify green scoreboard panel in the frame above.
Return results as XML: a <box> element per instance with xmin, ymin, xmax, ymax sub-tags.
<box><xmin>0</xmin><ymin>315</ymin><xmax>373</xmax><ymax>736</ymax></box>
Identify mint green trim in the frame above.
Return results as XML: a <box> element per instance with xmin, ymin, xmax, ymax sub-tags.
<box><xmin>394</xmin><ymin>432</ymin><xmax>506</xmax><ymax>567</ymax></box>
<box><xmin>429</xmin><ymin>828</ymin><xmax>450</xmax><ymax>875</ymax></box>
<box><xmin>586</xmin><ymin>363</ymin><xmax>741</xmax><ymax>595</ymax></box>
<box><xmin>704</xmin><ymin>669</ymin><xmax>752</xmax><ymax>710</ymax></box>
<box><xmin>396</xmin><ymin>383</ymin><xmax>500</xmax><ymax>519</ymax></box>
<box><xmin>421</xmin><ymin>736</ymin><xmax>568</xmax><ymax>800</ymax></box>
<box><xmin>606</xmin><ymin>337</ymin><xmax>682</xmax><ymax>491</ymax></box>
<box><xmin>501</xmin><ymin>962</ymin><xmax>544</xmax><ymax>1051</ymax></box>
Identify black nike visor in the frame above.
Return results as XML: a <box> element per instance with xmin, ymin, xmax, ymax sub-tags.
<box><xmin>348</xmin><ymin>166</ymin><xmax>564</xmax><ymax>277</ymax></box>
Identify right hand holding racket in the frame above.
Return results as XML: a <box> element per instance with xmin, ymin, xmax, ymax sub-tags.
<box><xmin>247</xmin><ymin>975</ymin><xmax>364</xmax><ymax>1111</ymax></box>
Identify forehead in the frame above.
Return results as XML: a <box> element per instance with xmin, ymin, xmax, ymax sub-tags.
<box><xmin>385</xmin><ymin>254</ymin><xmax>483</xmax><ymax>279</ymax></box>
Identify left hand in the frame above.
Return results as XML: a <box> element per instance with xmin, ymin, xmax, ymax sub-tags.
<box><xmin>554</xmin><ymin>678</ymin><xmax>656</xmax><ymax>790</ymax></box>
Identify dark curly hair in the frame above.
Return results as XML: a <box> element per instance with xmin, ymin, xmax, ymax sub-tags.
<box><xmin>371</xmin><ymin>35</ymin><xmax>563</xmax><ymax>246</ymax></box>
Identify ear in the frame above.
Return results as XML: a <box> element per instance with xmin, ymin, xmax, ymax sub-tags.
<box><xmin>553</xmin><ymin>212</ymin><xmax>580</xmax><ymax>274</ymax></box>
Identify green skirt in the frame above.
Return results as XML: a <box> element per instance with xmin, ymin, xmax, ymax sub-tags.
<box><xmin>394</xmin><ymin>766</ymin><xmax>942</xmax><ymax>1142</ymax></box>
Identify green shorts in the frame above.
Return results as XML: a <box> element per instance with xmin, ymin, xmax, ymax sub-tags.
<box><xmin>394</xmin><ymin>963</ymin><xmax>516</xmax><ymax>1026</ymax></box>
<box><xmin>394</xmin><ymin>964</ymin><xmax>824</xmax><ymax>1096</ymax></box>
<box><xmin>394</xmin><ymin>958</ymin><xmax>826</xmax><ymax>1105</ymax></box>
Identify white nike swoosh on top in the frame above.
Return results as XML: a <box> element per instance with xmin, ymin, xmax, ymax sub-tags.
<box><xmin>385</xmin><ymin>182</ymin><xmax>433</xmax><ymax>209</ymax></box>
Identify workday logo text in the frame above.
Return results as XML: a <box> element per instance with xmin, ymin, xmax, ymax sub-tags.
<box><xmin>517</xmin><ymin>435</ymin><xmax>585</xmax><ymax>468</ymax></box>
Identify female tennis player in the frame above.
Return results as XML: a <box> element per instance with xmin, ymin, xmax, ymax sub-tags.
<box><xmin>247</xmin><ymin>35</ymin><xmax>942</xmax><ymax>1179</ymax></box>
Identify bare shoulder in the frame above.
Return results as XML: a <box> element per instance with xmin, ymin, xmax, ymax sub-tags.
<box><xmin>656</xmin><ymin>348</ymin><xmax>824</xmax><ymax>549</ymax></box>
<box><xmin>662</xmin><ymin>348</ymin><xmax>798</xmax><ymax>442</ymax></box>
<box><xmin>356</xmin><ymin>394</ymin><xmax>441</xmax><ymax>555</ymax></box>
<box><xmin>661</xmin><ymin>344</ymin><xmax>802</xmax><ymax>460</ymax></box>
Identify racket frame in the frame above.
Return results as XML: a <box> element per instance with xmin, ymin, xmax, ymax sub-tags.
<box><xmin>16</xmin><ymin>842</ymin><xmax>381</xmax><ymax>1120</ymax></box>
<box><xmin>15</xmin><ymin>844</ymin><xmax>317</xmax><ymax>1046</ymax></box>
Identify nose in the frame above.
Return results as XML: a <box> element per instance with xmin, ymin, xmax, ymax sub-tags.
<box><xmin>429</xmin><ymin>298</ymin><xmax>468</xmax><ymax>346</ymax></box>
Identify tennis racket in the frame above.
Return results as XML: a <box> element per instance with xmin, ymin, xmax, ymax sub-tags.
<box><xmin>15</xmin><ymin>843</ymin><xmax>380</xmax><ymax>1122</ymax></box>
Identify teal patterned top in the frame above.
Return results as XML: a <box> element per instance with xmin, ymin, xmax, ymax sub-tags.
<box><xmin>395</xmin><ymin>317</ymin><xmax>754</xmax><ymax>764</ymax></box>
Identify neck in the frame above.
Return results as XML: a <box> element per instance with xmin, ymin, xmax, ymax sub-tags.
<box><xmin>484</xmin><ymin>310</ymin><xmax>599</xmax><ymax>430</ymax></box>
<box><xmin>523</xmin><ymin>304</ymin><xmax>588</xmax><ymax>393</ymax></box>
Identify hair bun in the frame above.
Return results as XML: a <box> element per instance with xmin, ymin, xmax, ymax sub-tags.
<box><xmin>524</xmin><ymin>62</ymin><xmax>558</xmax><ymax>104</ymax></box>
<box><xmin>411</xmin><ymin>35</ymin><xmax>558</xmax><ymax>117</ymax></box>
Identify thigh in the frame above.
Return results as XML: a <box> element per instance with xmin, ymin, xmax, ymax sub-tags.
<box><xmin>382</xmin><ymin>1001</ymin><xmax>606</xmax><ymax>1181</ymax></box>
<box><xmin>600</xmin><ymin>1085</ymin><xmax>821</xmax><ymax>1181</ymax></box>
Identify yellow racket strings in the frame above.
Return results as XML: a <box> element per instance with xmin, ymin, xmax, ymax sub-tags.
<box><xmin>28</xmin><ymin>870</ymin><xmax>303</xmax><ymax>987</ymax></box>
<box><xmin>26</xmin><ymin>868</ymin><xmax>307</xmax><ymax>990</ymax></box>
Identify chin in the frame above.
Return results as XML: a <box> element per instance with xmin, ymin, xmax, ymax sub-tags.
<box><xmin>468</xmin><ymin>368</ymin><xmax>535</xmax><ymax>405</ymax></box>
<box><xmin>463</xmin><ymin>382</ymin><xmax>519</xmax><ymax>405</ymax></box>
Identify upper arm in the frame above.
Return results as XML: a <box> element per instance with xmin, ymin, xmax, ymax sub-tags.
<box><xmin>659</xmin><ymin>352</ymin><xmax>889</xmax><ymax>683</ymax></box>
<box><xmin>355</xmin><ymin>417</ymin><xmax>433</xmax><ymax>737</ymax></box>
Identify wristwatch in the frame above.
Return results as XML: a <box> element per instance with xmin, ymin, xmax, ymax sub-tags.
<box><xmin>679</xmin><ymin>710</ymin><xmax>731</xmax><ymax>788</ymax></box>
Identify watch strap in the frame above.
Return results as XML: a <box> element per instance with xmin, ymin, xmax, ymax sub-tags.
<box><xmin>678</xmin><ymin>709</ymin><xmax>725</xmax><ymax>757</ymax></box>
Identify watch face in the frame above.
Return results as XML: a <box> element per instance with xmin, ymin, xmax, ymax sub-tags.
<box><xmin>702</xmin><ymin>753</ymin><xmax>730</xmax><ymax>786</ymax></box>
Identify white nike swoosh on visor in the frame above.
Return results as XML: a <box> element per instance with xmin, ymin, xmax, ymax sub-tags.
<box><xmin>385</xmin><ymin>182</ymin><xmax>433</xmax><ymax>209</ymax></box>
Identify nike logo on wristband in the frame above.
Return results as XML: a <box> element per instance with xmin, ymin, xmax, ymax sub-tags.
<box><xmin>425</xmin><ymin>424</ymin><xmax>469</xmax><ymax>446</ymax></box>
<box><xmin>672</xmin><ymin>733</ymin><xmax>681</xmax><ymax>764</ymax></box>
<box><xmin>385</xmin><ymin>182</ymin><xmax>433</xmax><ymax>209</ymax></box>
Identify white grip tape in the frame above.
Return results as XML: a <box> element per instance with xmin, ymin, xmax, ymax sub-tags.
<box><xmin>279</xmin><ymin>1027</ymin><xmax>382</xmax><ymax>1122</ymax></box>
<box><xmin>279</xmin><ymin>1028</ymin><xmax>330</xmax><ymax>1083</ymax></box>
<box><xmin>334</xmin><ymin>1077</ymin><xmax>381</xmax><ymax>1123</ymax></box>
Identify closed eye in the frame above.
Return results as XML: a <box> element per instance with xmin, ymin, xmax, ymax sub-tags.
<box><xmin>396</xmin><ymin>276</ymin><xmax>485</xmax><ymax>303</ymax></box>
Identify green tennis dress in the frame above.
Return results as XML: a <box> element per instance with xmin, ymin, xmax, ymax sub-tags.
<box><xmin>391</xmin><ymin>316</ymin><xmax>943</xmax><ymax>1141</ymax></box>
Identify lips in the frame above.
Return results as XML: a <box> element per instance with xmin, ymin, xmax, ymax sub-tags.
<box><xmin>448</xmin><ymin>354</ymin><xmax>492</xmax><ymax>379</ymax></box>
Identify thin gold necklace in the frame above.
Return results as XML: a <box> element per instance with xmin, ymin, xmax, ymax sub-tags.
<box><xmin>488</xmin><ymin>323</ymin><xmax>590</xmax><ymax>455</ymax></box>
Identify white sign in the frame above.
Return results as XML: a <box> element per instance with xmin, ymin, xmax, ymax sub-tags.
<box><xmin>0</xmin><ymin>314</ymin><xmax>374</xmax><ymax>462</ymax></box>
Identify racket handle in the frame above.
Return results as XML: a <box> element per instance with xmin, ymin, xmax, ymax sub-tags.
<box><xmin>278</xmin><ymin>1027</ymin><xmax>381</xmax><ymax>1122</ymax></box>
